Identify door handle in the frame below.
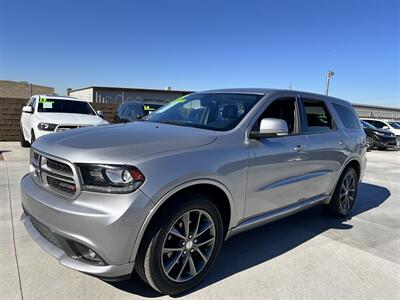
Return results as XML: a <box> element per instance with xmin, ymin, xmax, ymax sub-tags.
<box><xmin>339</xmin><ymin>140</ymin><xmax>344</xmax><ymax>145</ymax></box>
<box><xmin>293</xmin><ymin>145</ymin><xmax>306</xmax><ymax>152</ymax></box>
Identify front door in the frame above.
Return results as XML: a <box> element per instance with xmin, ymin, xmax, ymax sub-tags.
<box><xmin>245</xmin><ymin>96</ymin><xmax>309</xmax><ymax>218</ymax></box>
<box><xmin>21</xmin><ymin>97</ymin><xmax>35</xmax><ymax>141</ymax></box>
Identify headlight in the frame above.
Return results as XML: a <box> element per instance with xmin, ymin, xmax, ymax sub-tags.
<box><xmin>38</xmin><ymin>122</ymin><xmax>57</xmax><ymax>131</ymax></box>
<box><xmin>374</xmin><ymin>131</ymin><xmax>388</xmax><ymax>137</ymax></box>
<box><xmin>79</xmin><ymin>164</ymin><xmax>145</xmax><ymax>193</ymax></box>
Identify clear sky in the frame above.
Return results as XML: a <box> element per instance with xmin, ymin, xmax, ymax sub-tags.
<box><xmin>1</xmin><ymin>0</ymin><xmax>399</xmax><ymax>106</ymax></box>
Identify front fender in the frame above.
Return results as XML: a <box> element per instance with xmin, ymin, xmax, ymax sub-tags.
<box><xmin>129</xmin><ymin>178</ymin><xmax>235</xmax><ymax>263</ymax></box>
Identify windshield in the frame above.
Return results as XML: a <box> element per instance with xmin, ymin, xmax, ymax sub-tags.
<box><xmin>361</xmin><ymin>120</ymin><xmax>376</xmax><ymax>129</ymax></box>
<box><xmin>144</xmin><ymin>93</ymin><xmax>263</xmax><ymax>131</ymax></box>
<box><xmin>389</xmin><ymin>122</ymin><xmax>400</xmax><ymax>129</ymax></box>
<box><xmin>38</xmin><ymin>98</ymin><xmax>96</xmax><ymax>115</ymax></box>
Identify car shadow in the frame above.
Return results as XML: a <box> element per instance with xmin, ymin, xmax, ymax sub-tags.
<box><xmin>105</xmin><ymin>182</ymin><xmax>390</xmax><ymax>298</ymax></box>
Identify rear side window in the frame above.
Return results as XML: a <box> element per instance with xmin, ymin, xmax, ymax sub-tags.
<box><xmin>332</xmin><ymin>103</ymin><xmax>360</xmax><ymax>129</ymax></box>
<box><xmin>303</xmin><ymin>100</ymin><xmax>334</xmax><ymax>133</ymax></box>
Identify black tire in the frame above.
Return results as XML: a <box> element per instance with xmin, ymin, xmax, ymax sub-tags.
<box><xmin>135</xmin><ymin>194</ymin><xmax>224</xmax><ymax>295</ymax></box>
<box><xmin>20</xmin><ymin>129</ymin><xmax>30</xmax><ymax>147</ymax></box>
<box><xmin>377</xmin><ymin>146</ymin><xmax>387</xmax><ymax>150</ymax></box>
<box><xmin>325</xmin><ymin>167</ymin><xmax>359</xmax><ymax>217</ymax></box>
<box><xmin>366</xmin><ymin>136</ymin><xmax>374</xmax><ymax>151</ymax></box>
<box><xmin>31</xmin><ymin>130</ymin><xmax>36</xmax><ymax>144</ymax></box>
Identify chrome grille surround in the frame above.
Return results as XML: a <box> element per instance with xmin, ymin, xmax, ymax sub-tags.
<box><xmin>30</xmin><ymin>148</ymin><xmax>81</xmax><ymax>199</ymax></box>
<box><xmin>56</xmin><ymin>125</ymin><xmax>91</xmax><ymax>132</ymax></box>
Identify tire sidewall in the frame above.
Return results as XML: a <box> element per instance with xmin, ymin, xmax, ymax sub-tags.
<box><xmin>334</xmin><ymin>168</ymin><xmax>359</xmax><ymax>216</ymax></box>
<box><xmin>145</xmin><ymin>195</ymin><xmax>224</xmax><ymax>295</ymax></box>
<box><xmin>31</xmin><ymin>130</ymin><xmax>36</xmax><ymax>144</ymax></box>
<box><xmin>20</xmin><ymin>126</ymin><xmax>30</xmax><ymax>147</ymax></box>
<box><xmin>366</xmin><ymin>136</ymin><xmax>374</xmax><ymax>150</ymax></box>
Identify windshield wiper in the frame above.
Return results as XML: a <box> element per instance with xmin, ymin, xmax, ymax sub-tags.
<box><xmin>158</xmin><ymin>119</ymin><xmax>191</xmax><ymax>126</ymax></box>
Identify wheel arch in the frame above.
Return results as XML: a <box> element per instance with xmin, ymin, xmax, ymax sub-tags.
<box><xmin>325</xmin><ymin>157</ymin><xmax>362</xmax><ymax>204</ymax></box>
<box><xmin>129</xmin><ymin>179</ymin><xmax>234</xmax><ymax>263</ymax></box>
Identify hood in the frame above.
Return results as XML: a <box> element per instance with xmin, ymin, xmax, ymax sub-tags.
<box><xmin>364</xmin><ymin>127</ymin><xmax>395</xmax><ymax>135</ymax></box>
<box><xmin>36</xmin><ymin>113</ymin><xmax>106</xmax><ymax>125</ymax></box>
<box><xmin>33</xmin><ymin>121</ymin><xmax>217</xmax><ymax>164</ymax></box>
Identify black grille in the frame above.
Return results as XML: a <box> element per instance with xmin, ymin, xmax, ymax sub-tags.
<box><xmin>56</xmin><ymin>126</ymin><xmax>78</xmax><ymax>132</ymax></box>
<box><xmin>46</xmin><ymin>158</ymin><xmax>73</xmax><ymax>174</ymax></box>
<box><xmin>30</xmin><ymin>216</ymin><xmax>62</xmax><ymax>249</ymax></box>
<box><xmin>47</xmin><ymin>177</ymin><xmax>76</xmax><ymax>194</ymax></box>
<box><xmin>31</xmin><ymin>150</ymin><xmax>78</xmax><ymax>198</ymax></box>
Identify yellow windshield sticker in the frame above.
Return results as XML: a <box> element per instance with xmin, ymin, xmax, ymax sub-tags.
<box><xmin>144</xmin><ymin>105</ymin><xmax>154</xmax><ymax>111</ymax></box>
<box><xmin>172</xmin><ymin>96</ymin><xmax>186</xmax><ymax>103</ymax></box>
<box><xmin>39</xmin><ymin>97</ymin><xmax>47</xmax><ymax>103</ymax></box>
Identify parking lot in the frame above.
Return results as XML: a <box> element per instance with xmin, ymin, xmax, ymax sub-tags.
<box><xmin>1</xmin><ymin>142</ymin><xmax>399</xmax><ymax>300</ymax></box>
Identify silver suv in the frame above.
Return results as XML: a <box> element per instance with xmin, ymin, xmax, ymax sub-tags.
<box><xmin>21</xmin><ymin>89</ymin><xmax>366</xmax><ymax>295</ymax></box>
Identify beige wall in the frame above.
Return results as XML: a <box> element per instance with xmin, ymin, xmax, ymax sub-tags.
<box><xmin>69</xmin><ymin>88</ymin><xmax>93</xmax><ymax>102</ymax></box>
<box><xmin>0</xmin><ymin>80</ymin><xmax>54</xmax><ymax>99</ymax></box>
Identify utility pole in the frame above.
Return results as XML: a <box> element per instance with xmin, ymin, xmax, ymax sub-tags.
<box><xmin>325</xmin><ymin>70</ymin><xmax>335</xmax><ymax>95</ymax></box>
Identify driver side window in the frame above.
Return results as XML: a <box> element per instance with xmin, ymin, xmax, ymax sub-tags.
<box><xmin>252</xmin><ymin>97</ymin><xmax>298</xmax><ymax>135</ymax></box>
<box><xmin>370</xmin><ymin>120</ymin><xmax>386</xmax><ymax>129</ymax></box>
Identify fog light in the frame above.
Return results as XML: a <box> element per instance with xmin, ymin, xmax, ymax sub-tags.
<box><xmin>68</xmin><ymin>241</ymin><xmax>106</xmax><ymax>265</ymax></box>
<box><xmin>88</xmin><ymin>249</ymin><xmax>97</xmax><ymax>259</ymax></box>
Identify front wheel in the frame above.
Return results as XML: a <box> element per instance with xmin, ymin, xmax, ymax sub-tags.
<box><xmin>366</xmin><ymin>136</ymin><xmax>374</xmax><ymax>151</ymax></box>
<box><xmin>31</xmin><ymin>130</ymin><xmax>36</xmax><ymax>144</ymax></box>
<box><xmin>20</xmin><ymin>128</ymin><xmax>30</xmax><ymax>147</ymax></box>
<box><xmin>135</xmin><ymin>195</ymin><xmax>224</xmax><ymax>295</ymax></box>
<box><xmin>325</xmin><ymin>167</ymin><xmax>359</xmax><ymax>217</ymax></box>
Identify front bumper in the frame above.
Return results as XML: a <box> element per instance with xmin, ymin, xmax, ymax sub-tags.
<box><xmin>20</xmin><ymin>173</ymin><xmax>153</xmax><ymax>278</ymax></box>
<box><xmin>375</xmin><ymin>136</ymin><xmax>398</xmax><ymax>148</ymax></box>
<box><xmin>34</xmin><ymin>129</ymin><xmax>52</xmax><ymax>140</ymax></box>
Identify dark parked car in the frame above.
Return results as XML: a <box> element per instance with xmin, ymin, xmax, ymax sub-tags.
<box><xmin>361</xmin><ymin>120</ymin><xmax>397</xmax><ymax>150</ymax></box>
<box><xmin>114</xmin><ymin>101</ymin><xmax>163</xmax><ymax>123</ymax></box>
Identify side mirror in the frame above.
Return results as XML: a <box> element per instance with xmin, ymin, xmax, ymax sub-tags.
<box><xmin>382</xmin><ymin>126</ymin><xmax>389</xmax><ymax>130</ymax></box>
<box><xmin>97</xmin><ymin>110</ymin><xmax>104</xmax><ymax>118</ymax></box>
<box><xmin>249</xmin><ymin>118</ymin><xmax>289</xmax><ymax>139</ymax></box>
<box><xmin>22</xmin><ymin>106</ymin><xmax>33</xmax><ymax>114</ymax></box>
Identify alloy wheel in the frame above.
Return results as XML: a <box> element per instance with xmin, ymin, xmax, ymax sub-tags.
<box><xmin>339</xmin><ymin>173</ymin><xmax>356</xmax><ymax>212</ymax></box>
<box><xmin>161</xmin><ymin>209</ymin><xmax>216</xmax><ymax>283</ymax></box>
<box><xmin>366</xmin><ymin>137</ymin><xmax>372</xmax><ymax>149</ymax></box>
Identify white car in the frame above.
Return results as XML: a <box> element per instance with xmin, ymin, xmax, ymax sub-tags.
<box><xmin>361</xmin><ymin>118</ymin><xmax>400</xmax><ymax>146</ymax></box>
<box><xmin>20</xmin><ymin>95</ymin><xmax>109</xmax><ymax>147</ymax></box>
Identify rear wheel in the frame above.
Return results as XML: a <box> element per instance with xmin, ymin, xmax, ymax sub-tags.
<box><xmin>325</xmin><ymin>167</ymin><xmax>359</xmax><ymax>217</ymax></box>
<box><xmin>20</xmin><ymin>128</ymin><xmax>30</xmax><ymax>147</ymax></box>
<box><xmin>135</xmin><ymin>195</ymin><xmax>224</xmax><ymax>295</ymax></box>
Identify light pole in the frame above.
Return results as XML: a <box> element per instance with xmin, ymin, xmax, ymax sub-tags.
<box><xmin>325</xmin><ymin>70</ymin><xmax>335</xmax><ymax>95</ymax></box>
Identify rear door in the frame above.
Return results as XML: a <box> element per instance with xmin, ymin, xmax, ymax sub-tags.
<box><xmin>300</xmin><ymin>97</ymin><xmax>347</xmax><ymax>200</ymax></box>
